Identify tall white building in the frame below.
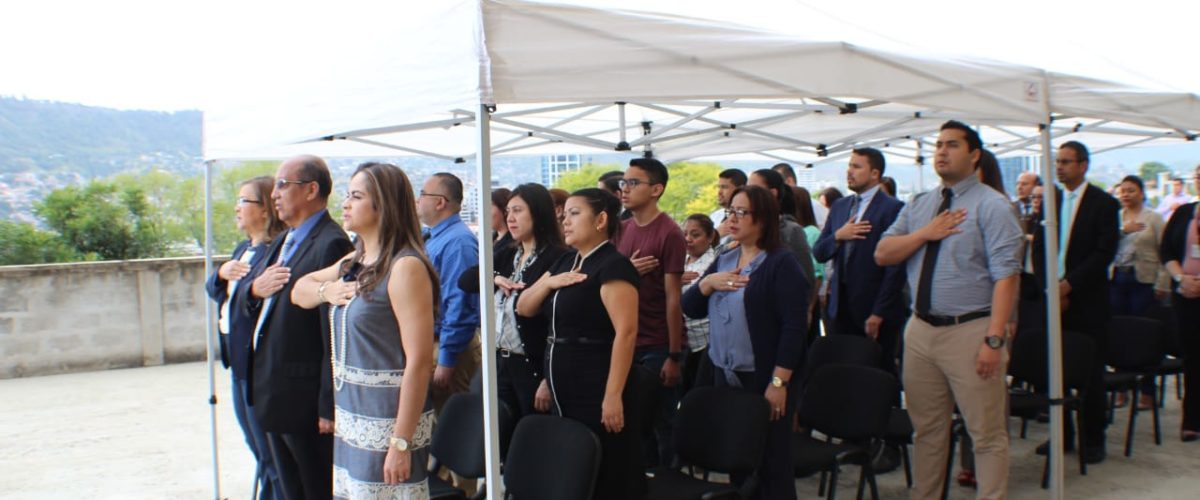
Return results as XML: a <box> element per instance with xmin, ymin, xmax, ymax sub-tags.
<box><xmin>541</xmin><ymin>154</ymin><xmax>584</xmax><ymax>187</ymax></box>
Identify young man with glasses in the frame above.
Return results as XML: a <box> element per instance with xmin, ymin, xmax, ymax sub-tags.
<box><xmin>616</xmin><ymin>157</ymin><xmax>687</xmax><ymax>468</ymax></box>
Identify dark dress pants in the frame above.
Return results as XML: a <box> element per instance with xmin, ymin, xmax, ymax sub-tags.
<box><xmin>714</xmin><ymin>370</ymin><xmax>797</xmax><ymax>500</ymax></box>
<box><xmin>232</xmin><ymin>377</ymin><xmax>281</xmax><ymax>500</ymax></box>
<box><xmin>268</xmin><ymin>430</ymin><xmax>333</xmax><ymax>500</ymax></box>
<box><xmin>496</xmin><ymin>350</ymin><xmax>540</xmax><ymax>418</ymax></box>
<box><xmin>1174</xmin><ymin>293</ymin><xmax>1200</xmax><ymax>432</ymax></box>
<box><xmin>635</xmin><ymin>346</ymin><xmax>679</xmax><ymax>468</ymax></box>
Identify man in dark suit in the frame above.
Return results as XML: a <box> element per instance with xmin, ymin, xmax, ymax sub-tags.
<box><xmin>239</xmin><ymin>155</ymin><xmax>354</xmax><ymax>499</ymax></box>
<box><xmin>1032</xmin><ymin>141</ymin><xmax>1119</xmax><ymax>464</ymax></box>
<box><xmin>813</xmin><ymin>147</ymin><xmax>909</xmax><ymax>375</ymax></box>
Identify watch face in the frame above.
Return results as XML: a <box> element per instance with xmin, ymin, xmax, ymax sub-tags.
<box><xmin>986</xmin><ymin>336</ymin><xmax>1003</xmax><ymax>349</ymax></box>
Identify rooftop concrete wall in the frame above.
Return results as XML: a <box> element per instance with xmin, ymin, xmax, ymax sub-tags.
<box><xmin>0</xmin><ymin>256</ymin><xmax>226</xmax><ymax>378</ymax></box>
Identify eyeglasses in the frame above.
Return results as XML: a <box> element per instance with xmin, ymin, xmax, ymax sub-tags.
<box><xmin>275</xmin><ymin>178</ymin><xmax>313</xmax><ymax>190</ymax></box>
<box><xmin>419</xmin><ymin>191</ymin><xmax>449</xmax><ymax>201</ymax></box>
<box><xmin>618</xmin><ymin>178</ymin><xmax>651</xmax><ymax>190</ymax></box>
<box><xmin>724</xmin><ymin>207</ymin><xmax>754</xmax><ymax>219</ymax></box>
<box><xmin>236</xmin><ymin>197</ymin><xmax>263</xmax><ymax>206</ymax></box>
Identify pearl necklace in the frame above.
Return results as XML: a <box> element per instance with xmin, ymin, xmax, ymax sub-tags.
<box><xmin>329</xmin><ymin>295</ymin><xmax>356</xmax><ymax>392</ymax></box>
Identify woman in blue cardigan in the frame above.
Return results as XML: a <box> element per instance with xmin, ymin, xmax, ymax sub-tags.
<box><xmin>204</xmin><ymin>176</ymin><xmax>286</xmax><ymax>499</ymax></box>
<box><xmin>683</xmin><ymin>185</ymin><xmax>809</xmax><ymax>500</ymax></box>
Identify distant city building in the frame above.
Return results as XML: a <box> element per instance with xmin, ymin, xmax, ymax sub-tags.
<box><xmin>795</xmin><ymin>167</ymin><xmax>817</xmax><ymax>190</ymax></box>
<box><xmin>541</xmin><ymin>154</ymin><xmax>584</xmax><ymax>187</ymax></box>
<box><xmin>461</xmin><ymin>182</ymin><xmax>481</xmax><ymax>224</ymax></box>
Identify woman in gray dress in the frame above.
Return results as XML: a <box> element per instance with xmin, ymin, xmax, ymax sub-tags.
<box><xmin>294</xmin><ymin>162</ymin><xmax>438</xmax><ymax>499</ymax></box>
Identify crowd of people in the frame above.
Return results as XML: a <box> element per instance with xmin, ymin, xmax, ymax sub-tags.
<box><xmin>205</xmin><ymin>119</ymin><xmax>1200</xmax><ymax>500</ymax></box>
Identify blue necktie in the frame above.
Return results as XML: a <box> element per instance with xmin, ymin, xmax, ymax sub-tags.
<box><xmin>1058</xmin><ymin>192</ymin><xmax>1076</xmax><ymax>280</ymax></box>
<box><xmin>253</xmin><ymin>232</ymin><xmax>296</xmax><ymax>349</ymax></box>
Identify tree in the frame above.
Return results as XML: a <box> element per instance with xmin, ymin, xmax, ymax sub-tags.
<box><xmin>554</xmin><ymin>161</ymin><xmax>722</xmax><ymax>223</ymax></box>
<box><xmin>1138</xmin><ymin>161</ymin><xmax>1171</xmax><ymax>182</ymax></box>
<box><xmin>34</xmin><ymin>180</ymin><xmax>167</xmax><ymax>260</ymax></box>
<box><xmin>554</xmin><ymin>163</ymin><xmax>621</xmax><ymax>193</ymax></box>
<box><xmin>0</xmin><ymin>220</ymin><xmax>76</xmax><ymax>265</ymax></box>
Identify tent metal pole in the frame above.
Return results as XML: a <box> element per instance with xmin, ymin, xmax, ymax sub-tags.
<box><xmin>1038</xmin><ymin>74</ymin><xmax>1066</xmax><ymax>500</ymax></box>
<box><xmin>476</xmin><ymin>103</ymin><xmax>503</xmax><ymax>500</ymax></box>
<box><xmin>915</xmin><ymin>138</ymin><xmax>924</xmax><ymax>189</ymax></box>
<box><xmin>203</xmin><ymin>159</ymin><xmax>223</xmax><ymax>500</ymax></box>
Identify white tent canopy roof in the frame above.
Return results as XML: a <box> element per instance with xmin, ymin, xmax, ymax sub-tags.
<box><xmin>202</xmin><ymin>0</ymin><xmax>1200</xmax><ymax>162</ymax></box>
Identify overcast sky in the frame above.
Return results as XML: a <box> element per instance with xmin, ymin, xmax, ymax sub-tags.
<box><xmin>2</xmin><ymin>0</ymin><xmax>1196</xmax><ymax>112</ymax></box>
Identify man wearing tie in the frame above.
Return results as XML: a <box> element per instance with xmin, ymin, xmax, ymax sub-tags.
<box><xmin>1031</xmin><ymin>141</ymin><xmax>1120</xmax><ymax>464</ymax></box>
<box><xmin>813</xmin><ymin>147</ymin><xmax>907</xmax><ymax>376</ymax></box>
<box><xmin>240</xmin><ymin>155</ymin><xmax>354</xmax><ymax>499</ymax></box>
<box><xmin>877</xmin><ymin>121</ymin><xmax>1024</xmax><ymax>500</ymax></box>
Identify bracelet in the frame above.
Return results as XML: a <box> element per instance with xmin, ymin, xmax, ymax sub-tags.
<box><xmin>317</xmin><ymin>281</ymin><xmax>331</xmax><ymax>303</ymax></box>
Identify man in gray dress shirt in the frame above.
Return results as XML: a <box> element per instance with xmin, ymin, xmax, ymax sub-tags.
<box><xmin>876</xmin><ymin>120</ymin><xmax>1023</xmax><ymax>500</ymax></box>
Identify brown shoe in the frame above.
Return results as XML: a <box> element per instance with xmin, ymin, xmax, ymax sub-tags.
<box><xmin>1183</xmin><ymin>430</ymin><xmax>1200</xmax><ymax>443</ymax></box>
<box><xmin>1113</xmin><ymin>392</ymin><xmax>1130</xmax><ymax>409</ymax></box>
<box><xmin>1137</xmin><ymin>395</ymin><xmax>1155</xmax><ymax>411</ymax></box>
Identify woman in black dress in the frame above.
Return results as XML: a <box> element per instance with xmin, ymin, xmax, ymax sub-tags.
<box><xmin>492</xmin><ymin>183</ymin><xmax>569</xmax><ymax>417</ymax></box>
<box><xmin>516</xmin><ymin>188</ymin><xmax>643</xmax><ymax>499</ymax></box>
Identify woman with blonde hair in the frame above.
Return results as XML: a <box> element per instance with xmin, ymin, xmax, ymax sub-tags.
<box><xmin>293</xmin><ymin>162</ymin><xmax>439</xmax><ymax>498</ymax></box>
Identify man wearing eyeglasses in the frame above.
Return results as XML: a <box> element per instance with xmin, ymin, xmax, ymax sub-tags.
<box><xmin>238</xmin><ymin>155</ymin><xmax>353</xmax><ymax>500</ymax></box>
<box><xmin>1031</xmin><ymin>141</ymin><xmax>1120</xmax><ymax>465</ymax></box>
<box><xmin>415</xmin><ymin>173</ymin><xmax>482</xmax><ymax>414</ymax></box>
<box><xmin>615</xmin><ymin>157</ymin><xmax>688</xmax><ymax>469</ymax></box>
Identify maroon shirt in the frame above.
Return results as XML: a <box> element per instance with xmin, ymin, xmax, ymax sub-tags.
<box><xmin>617</xmin><ymin>212</ymin><xmax>687</xmax><ymax>348</ymax></box>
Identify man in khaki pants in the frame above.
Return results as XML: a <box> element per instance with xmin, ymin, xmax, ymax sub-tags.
<box><xmin>876</xmin><ymin>120</ymin><xmax>1023</xmax><ymax>500</ymax></box>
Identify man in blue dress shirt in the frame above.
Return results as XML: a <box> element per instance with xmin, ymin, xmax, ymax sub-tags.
<box><xmin>416</xmin><ymin>172</ymin><xmax>481</xmax><ymax>413</ymax></box>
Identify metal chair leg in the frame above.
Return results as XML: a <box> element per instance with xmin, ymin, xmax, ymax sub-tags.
<box><xmin>1125</xmin><ymin>385</ymin><xmax>1139</xmax><ymax>457</ymax></box>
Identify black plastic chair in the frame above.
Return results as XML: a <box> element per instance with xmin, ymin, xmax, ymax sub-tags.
<box><xmin>793</xmin><ymin>364</ymin><xmax>897</xmax><ymax>500</ymax></box>
<box><xmin>802</xmin><ymin>333</ymin><xmax>888</xmax><ymax>493</ymax></box>
<box><xmin>801</xmin><ymin>335</ymin><xmax>883</xmax><ymax>387</ymax></box>
<box><xmin>1103</xmin><ymin>316</ymin><xmax>1165</xmax><ymax>457</ymax></box>
<box><xmin>1146</xmin><ymin>303</ymin><xmax>1184</xmax><ymax>405</ymax></box>
<box><xmin>428</xmin><ymin>393</ymin><xmax>517</xmax><ymax>500</ymax></box>
<box><xmin>884</xmin><ymin>408</ymin><xmax>915</xmax><ymax>489</ymax></box>
<box><xmin>644</xmin><ymin>385</ymin><xmax>771</xmax><ymax>500</ymax></box>
<box><xmin>503</xmin><ymin>415</ymin><xmax>601</xmax><ymax>500</ymax></box>
<box><xmin>1007</xmin><ymin>329</ymin><xmax>1095</xmax><ymax>489</ymax></box>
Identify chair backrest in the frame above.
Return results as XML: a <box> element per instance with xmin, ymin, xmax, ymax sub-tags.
<box><xmin>1009</xmin><ymin>329</ymin><xmax>1096</xmax><ymax>391</ymax></box>
<box><xmin>469</xmin><ymin>370</ymin><xmax>483</xmax><ymax>394</ymax></box>
<box><xmin>1107</xmin><ymin>316</ymin><xmax>1165</xmax><ymax>370</ymax></box>
<box><xmin>672</xmin><ymin>386</ymin><xmax>771</xmax><ymax>473</ymax></box>
<box><xmin>802</xmin><ymin>335</ymin><xmax>882</xmax><ymax>387</ymax></box>
<box><xmin>1146</xmin><ymin>303</ymin><xmax>1181</xmax><ymax>357</ymax></box>
<box><xmin>430</xmin><ymin>393</ymin><xmax>518</xmax><ymax>478</ymax></box>
<box><xmin>799</xmin><ymin>364</ymin><xmax>896</xmax><ymax>442</ymax></box>
<box><xmin>431</xmin><ymin>392</ymin><xmax>486</xmax><ymax>478</ymax></box>
<box><xmin>504</xmin><ymin>415</ymin><xmax>601</xmax><ymax>500</ymax></box>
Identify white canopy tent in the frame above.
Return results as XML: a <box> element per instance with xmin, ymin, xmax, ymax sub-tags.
<box><xmin>201</xmin><ymin>1</ymin><xmax>1200</xmax><ymax>499</ymax></box>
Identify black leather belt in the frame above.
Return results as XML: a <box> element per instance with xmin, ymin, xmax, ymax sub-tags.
<box><xmin>549</xmin><ymin>337</ymin><xmax>612</xmax><ymax>346</ymax></box>
<box><xmin>497</xmin><ymin>348</ymin><xmax>526</xmax><ymax>358</ymax></box>
<box><xmin>1114</xmin><ymin>265</ymin><xmax>1136</xmax><ymax>273</ymax></box>
<box><xmin>917</xmin><ymin>310</ymin><xmax>990</xmax><ymax>327</ymax></box>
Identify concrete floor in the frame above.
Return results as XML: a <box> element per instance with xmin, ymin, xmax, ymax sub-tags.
<box><xmin>0</xmin><ymin>362</ymin><xmax>1197</xmax><ymax>499</ymax></box>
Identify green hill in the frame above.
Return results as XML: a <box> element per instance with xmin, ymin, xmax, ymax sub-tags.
<box><xmin>0</xmin><ymin>97</ymin><xmax>201</xmax><ymax>177</ymax></box>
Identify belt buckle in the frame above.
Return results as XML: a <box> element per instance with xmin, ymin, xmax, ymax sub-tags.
<box><xmin>499</xmin><ymin>348</ymin><xmax>512</xmax><ymax>358</ymax></box>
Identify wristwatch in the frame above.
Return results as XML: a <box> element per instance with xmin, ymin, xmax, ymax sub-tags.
<box><xmin>984</xmin><ymin>335</ymin><xmax>1006</xmax><ymax>350</ymax></box>
<box><xmin>389</xmin><ymin>436</ymin><xmax>410</xmax><ymax>452</ymax></box>
<box><xmin>771</xmin><ymin>376</ymin><xmax>788</xmax><ymax>388</ymax></box>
